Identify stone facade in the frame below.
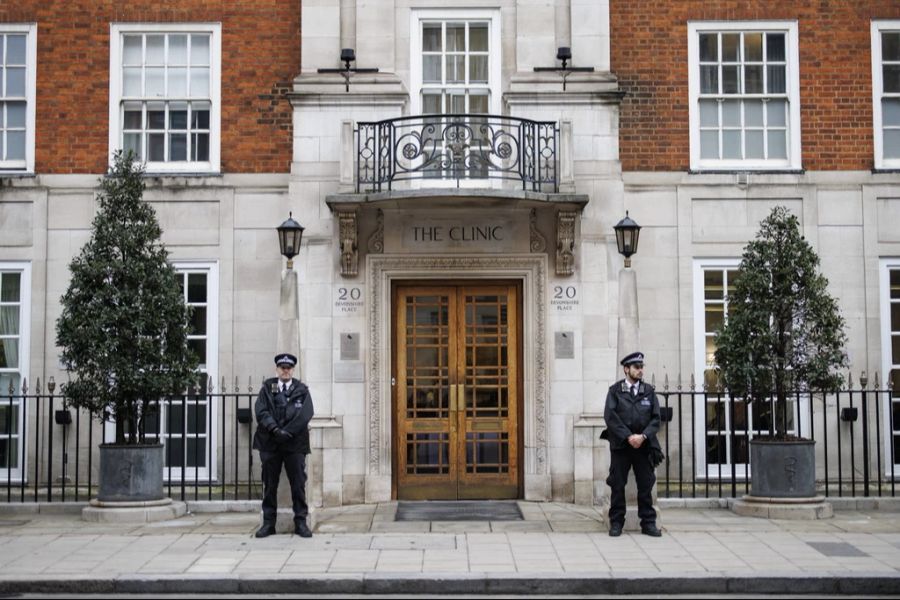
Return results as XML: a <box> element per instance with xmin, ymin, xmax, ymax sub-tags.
<box><xmin>2</xmin><ymin>1</ymin><xmax>899</xmax><ymax>510</ymax></box>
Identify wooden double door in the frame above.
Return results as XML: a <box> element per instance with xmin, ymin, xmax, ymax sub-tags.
<box><xmin>393</xmin><ymin>282</ymin><xmax>521</xmax><ymax>500</ymax></box>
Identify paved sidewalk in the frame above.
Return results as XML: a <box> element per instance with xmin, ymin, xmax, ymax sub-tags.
<box><xmin>0</xmin><ymin>502</ymin><xmax>899</xmax><ymax>595</ymax></box>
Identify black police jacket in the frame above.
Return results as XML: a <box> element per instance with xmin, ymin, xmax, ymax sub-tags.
<box><xmin>252</xmin><ymin>377</ymin><xmax>314</xmax><ymax>454</ymax></box>
<box><xmin>603</xmin><ymin>379</ymin><xmax>662</xmax><ymax>453</ymax></box>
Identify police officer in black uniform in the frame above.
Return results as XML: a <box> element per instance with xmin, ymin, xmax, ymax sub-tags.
<box><xmin>253</xmin><ymin>353</ymin><xmax>315</xmax><ymax>538</ymax></box>
<box><xmin>603</xmin><ymin>351</ymin><xmax>663</xmax><ymax>537</ymax></box>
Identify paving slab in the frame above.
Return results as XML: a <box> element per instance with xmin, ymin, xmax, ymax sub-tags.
<box><xmin>0</xmin><ymin>502</ymin><xmax>897</xmax><ymax>595</ymax></box>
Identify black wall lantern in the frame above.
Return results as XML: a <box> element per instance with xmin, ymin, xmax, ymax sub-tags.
<box><xmin>534</xmin><ymin>46</ymin><xmax>595</xmax><ymax>91</ymax></box>
<box><xmin>614</xmin><ymin>211</ymin><xmax>642</xmax><ymax>268</ymax></box>
<box><xmin>317</xmin><ymin>48</ymin><xmax>380</xmax><ymax>92</ymax></box>
<box><xmin>277</xmin><ymin>213</ymin><xmax>305</xmax><ymax>270</ymax></box>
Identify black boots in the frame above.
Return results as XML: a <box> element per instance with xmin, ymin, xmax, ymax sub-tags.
<box><xmin>256</xmin><ymin>520</ymin><xmax>313</xmax><ymax>537</ymax></box>
<box><xmin>609</xmin><ymin>522</ymin><xmax>663</xmax><ymax>537</ymax></box>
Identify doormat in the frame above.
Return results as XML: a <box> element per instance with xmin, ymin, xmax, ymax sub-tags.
<box><xmin>396</xmin><ymin>501</ymin><xmax>523</xmax><ymax>521</ymax></box>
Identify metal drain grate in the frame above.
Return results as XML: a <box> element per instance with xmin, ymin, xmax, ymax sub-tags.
<box><xmin>396</xmin><ymin>501</ymin><xmax>523</xmax><ymax>521</ymax></box>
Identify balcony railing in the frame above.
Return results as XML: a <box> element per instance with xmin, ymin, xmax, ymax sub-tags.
<box><xmin>356</xmin><ymin>114</ymin><xmax>559</xmax><ymax>193</ymax></box>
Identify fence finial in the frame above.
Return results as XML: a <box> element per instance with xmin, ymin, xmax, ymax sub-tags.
<box><xmin>48</xmin><ymin>376</ymin><xmax>56</xmax><ymax>394</ymax></box>
<box><xmin>221</xmin><ymin>376</ymin><xmax>227</xmax><ymax>393</ymax></box>
<box><xmin>208</xmin><ymin>377</ymin><xmax>214</xmax><ymax>393</ymax></box>
<box><xmin>651</xmin><ymin>373</ymin><xmax>656</xmax><ymax>387</ymax></box>
<box><xmin>689</xmin><ymin>373</ymin><xmax>695</xmax><ymax>392</ymax></box>
<box><xmin>35</xmin><ymin>377</ymin><xmax>41</xmax><ymax>394</ymax></box>
<box><xmin>847</xmin><ymin>371</ymin><xmax>854</xmax><ymax>389</ymax></box>
<box><xmin>664</xmin><ymin>373</ymin><xmax>670</xmax><ymax>392</ymax></box>
<box><xmin>874</xmin><ymin>372</ymin><xmax>880</xmax><ymax>390</ymax></box>
<box><xmin>21</xmin><ymin>377</ymin><xmax>27</xmax><ymax>394</ymax></box>
<box><xmin>248</xmin><ymin>376</ymin><xmax>254</xmax><ymax>393</ymax></box>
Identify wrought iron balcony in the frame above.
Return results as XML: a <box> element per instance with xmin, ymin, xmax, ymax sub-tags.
<box><xmin>356</xmin><ymin>114</ymin><xmax>559</xmax><ymax>193</ymax></box>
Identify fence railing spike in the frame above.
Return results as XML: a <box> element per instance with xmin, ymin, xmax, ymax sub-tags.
<box><xmin>664</xmin><ymin>373</ymin><xmax>670</xmax><ymax>392</ymax></box>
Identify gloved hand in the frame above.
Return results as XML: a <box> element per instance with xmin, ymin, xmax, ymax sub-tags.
<box><xmin>273</xmin><ymin>428</ymin><xmax>294</xmax><ymax>443</ymax></box>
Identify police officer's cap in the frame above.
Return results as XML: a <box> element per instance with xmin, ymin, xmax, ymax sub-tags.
<box><xmin>275</xmin><ymin>353</ymin><xmax>298</xmax><ymax>367</ymax></box>
<box><xmin>620</xmin><ymin>351</ymin><xmax>644</xmax><ymax>367</ymax></box>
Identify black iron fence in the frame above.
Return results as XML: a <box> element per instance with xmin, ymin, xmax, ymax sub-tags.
<box><xmin>1</xmin><ymin>377</ymin><xmax>262</xmax><ymax>503</ymax></box>
<box><xmin>1</xmin><ymin>374</ymin><xmax>897</xmax><ymax>503</ymax></box>
<box><xmin>356</xmin><ymin>114</ymin><xmax>559</xmax><ymax>192</ymax></box>
<box><xmin>652</xmin><ymin>373</ymin><xmax>898</xmax><ymax>499</ymax></box>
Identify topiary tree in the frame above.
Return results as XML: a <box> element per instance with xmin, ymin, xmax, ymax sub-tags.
<box><xmin>56</xmin><ymin>150</ymin><xmax>198</xmax><ymax>444</ymax></box>
<box><xmin>714</xmin><ymin>205</ymin><xmax>848</xmax><ymax>440</ymax></box>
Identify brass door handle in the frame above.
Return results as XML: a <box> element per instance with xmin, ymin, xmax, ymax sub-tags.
<box><xmin>449</xmin><ymin>385</ymin><xmax>458</xmax><ymax>432</ymax></box>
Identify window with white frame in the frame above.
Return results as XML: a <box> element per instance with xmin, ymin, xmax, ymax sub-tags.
<box><xmin>688</xmin><ymin>21</ymin><xmax>801</xmax><ymax>171</ymax></box>
<box><xmin>410</xmin><ymin>10</ymin><xmax>501</xmax><ymax>181</ymax></box>
<box><xmin>0</xmin><ymin>25</ymin><xmax>36</xmax><ymax>172</ymax></box>
<box><xmin>0</xmin><ymin>263</ymin><xmax>30</xmax><ymax>480</ymax></box>
<box><xmin>109</xmin><ymin>262</ymin><xmax>218</xmax><ymax>481</ymax></box>
<box><xmin>873</xmin><ymin>21</ymin><xmax>900</xmax><ymax>169</ymax></box>
<box><xmin>109</xmin><ymin>24</ymin><xmax>221</xmax><ymax>173</ymax></box>
<box><xmin>693</xmin><ymin>259</ymin><xmax>805</xmax><ymax>477</ymax></box>
<box><xmin>880</xmin><ymin>260</ymin><xmax>900</xmax><ymax>473</ymax></box>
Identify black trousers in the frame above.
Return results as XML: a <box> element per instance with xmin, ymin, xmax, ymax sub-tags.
<box><xmin>260</xmin><ymin>450</ymin><xmax>308</xmax><ymax>525</ymax></box>
<box><xmin>607</xmin><ymin>446</ymin><xmax>657</xmax><ymax>527</ymax></box>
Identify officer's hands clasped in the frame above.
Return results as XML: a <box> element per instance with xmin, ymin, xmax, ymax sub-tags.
<box><xmin>273</xmin><ymin>427</ymin><xmax>294</xmax><ymax>442</ymax></box>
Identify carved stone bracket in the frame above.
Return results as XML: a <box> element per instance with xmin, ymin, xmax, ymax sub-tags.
<box><xmin>338</xmin><ymin>209</ymin><xmax>359</xmax><ymax>277</ymax></box>
<box><xmin>556</xmin><ymin>210</ymin><xmax>577</xmax><ymax>276</ymax></box>
<box><xmin>530</xmin><ymin>208</ymin><xmax>547</xmax><ymax>253</ymax></box>
<box><xmin>367</xmin><ymin>208</ymin><xmax>384</xmax><ymax>254</ymax></box>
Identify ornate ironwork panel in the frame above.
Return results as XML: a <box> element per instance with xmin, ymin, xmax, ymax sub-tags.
<box><xmin>356</xmin><ymin>115</ymin><xmax>558</xmax><ymax>192</ymax></box>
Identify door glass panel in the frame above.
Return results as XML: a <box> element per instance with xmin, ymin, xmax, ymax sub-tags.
<box><xmin>406</xmin><ymin>432</ymin><xmax>449</xmax><ymax>474</ymax></box>
<box><xmin>466</xmin><ymin>432</ymin><xmax>509</xmax><ymax>473</ymax></box>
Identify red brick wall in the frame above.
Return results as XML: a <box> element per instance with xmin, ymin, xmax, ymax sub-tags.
<box><xmin>611</xmin><ymin>1</ymin><xmax>900</xmax><ymax>172</ymax></box>
<box><xmin>0</xmin><ymin>1</ymin><xmax>300</xmax><ymax>174</ymax></box>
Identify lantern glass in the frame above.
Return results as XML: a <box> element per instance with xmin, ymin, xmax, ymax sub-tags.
<box><xmin>613</xmin><ymin>212</ymin><xmax>641</xmax><ymax>260</ymax></box>
<box><xmin>277</xmin><ymin>215</ymin><xmax>305</xmax><ymax>260</ymax></box>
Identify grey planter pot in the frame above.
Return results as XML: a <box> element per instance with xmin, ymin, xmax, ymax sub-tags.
<box><xmin>98</xmin><ymin>443</ymin><xmax>165</xmax><ymax>502</ymax></box>
<box><xmin>749</xmin><ymin>439</ymin><xmax>816</xmax><ymax>498</ymax></box>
